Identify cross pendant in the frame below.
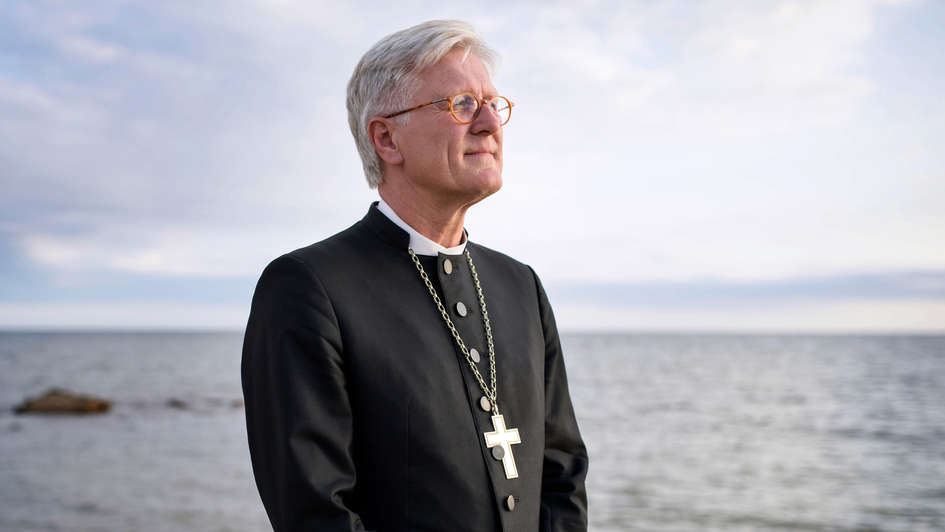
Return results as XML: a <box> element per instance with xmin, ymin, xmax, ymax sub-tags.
<box><xmin>483</xmin><ymin>414</ymin><xmax>522</xmax><ymax>479</ymax></box>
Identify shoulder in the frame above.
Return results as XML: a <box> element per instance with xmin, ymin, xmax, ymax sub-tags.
<box><xmin>282</xmin><ymin>221</ymin><xmax>370</xmax><ymax>273</ymax></box>
<box><xmin>252</xmin><ymin>220</ymin><xmax>371</xmax><ymax>304</ymax></box>
<box><xmin>467</xmin><ymin>240</ymin><xmax>523</xmax><ymax>267</ymax></box>
<box><xmin>258</xmin><ymin>215</ymin><xmax>388</xmax><ymax>286</ymax></box>
<box><xmin>467</xmin><ymin>241</ymin><xmax>543</xmax><ymax>295</ymax></box>
<box><xmin>253</xmin><ymin>212</ymin><xmax>409</xmax><ymax>315</ymax></box>
<box><xmin>466</xmin><ymin>243</ymin><xmax>560</xmax><ymax>321</ymax></box>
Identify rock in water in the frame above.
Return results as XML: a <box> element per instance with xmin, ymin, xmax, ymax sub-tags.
<box><xmin>166</xmin><ymin>398</ymin><xmax>188</xmax><ymax>410</ymax></box>
<box><xmin>14</xmin><ymin>388</ymin><xmax>111</xmax><ymax>415</ymax></box>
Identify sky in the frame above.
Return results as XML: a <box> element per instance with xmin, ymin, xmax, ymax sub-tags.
<box><xmin>1</xmin><ymin>0</ymin><xmax>943</xmax><ymax>332</ymax></box>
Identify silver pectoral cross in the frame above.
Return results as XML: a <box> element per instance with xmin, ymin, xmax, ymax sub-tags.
<box><xmin>484</xmin><ymin>414</ymin><xmax>522</xmax><ymax>479</ymax></box>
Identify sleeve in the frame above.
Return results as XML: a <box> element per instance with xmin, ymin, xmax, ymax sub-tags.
<box><xmin>530</xmin><ymin>267</ymin><xmax>589</xmax><ymax>532</ymax></box>
<box><xmin>241</xmin><ymin>254</ymin><xmax>368</xmax><ymax>532</ymax></box>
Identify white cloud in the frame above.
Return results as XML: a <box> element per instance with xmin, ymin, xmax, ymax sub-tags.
<box><xmin>19</xmin><ymin>219</ymin><xmax>352</xmax><ymax>277</ymax></box>
<box><xmin>21</xmin><ymin>235</ymin><xmax>83</xmax><ymax>266</ymax></box>
<box><xmin>0</xmin><ymin>78</ymin><xmax>59</xmax><ymax>112</ymax></box>
<box><xmin>57</xmin><ymin>35</ymin><xmax>126</xmax><ymax>63</ymax></box>
<box><xmin>2</xmin><ymin>0</ymin><xmax>943</xmax><ymax>296</ymax></box>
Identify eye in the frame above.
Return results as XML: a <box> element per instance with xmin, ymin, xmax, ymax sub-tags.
<box><xmin>451</xmin><ymin>93</ymin><xmax>477</xmax><ymax>111</ymax></box>
<box><xmin>485</xmin><ymin>96</ymin><xmax>512</xmax><ymax>125</ymax></box>
<box><xmin>487</xmin><ymin>98</ymin><xmax>508</xmax><ymax>113</ymax></box>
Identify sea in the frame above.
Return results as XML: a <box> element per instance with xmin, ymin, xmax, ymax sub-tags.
<box><xmin>1</xmin><ymin>332</ymin><xmax>943</xmax><ymax>532</ymax></box>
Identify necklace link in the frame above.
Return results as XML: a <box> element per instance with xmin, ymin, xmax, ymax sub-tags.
<box><xmin>409</xmin><ymin>248</ymin><xmax>499</xmax><ymax>415</ymax></box>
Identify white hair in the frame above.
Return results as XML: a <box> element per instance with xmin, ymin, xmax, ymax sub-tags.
<box><xmin>346</xmin><ymin>20</ymin><xmax>497</xmax><ymax>188</ymax></box>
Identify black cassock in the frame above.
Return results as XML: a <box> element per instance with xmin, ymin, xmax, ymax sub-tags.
<box><xmin>242</xmin><ymin>203</ymin><xmax>588</xmax><ymax>531</ymax></box>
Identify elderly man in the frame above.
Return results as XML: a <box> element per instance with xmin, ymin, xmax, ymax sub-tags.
<box><xmin>242</xmin><ymin>20</ymin><xmax>588</xmax><ymax>532</ymax></box>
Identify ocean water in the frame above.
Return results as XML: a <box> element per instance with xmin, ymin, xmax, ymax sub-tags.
<box><xmin>1</xmin><ymin>332</ymin><xmax>943</xmax><ymax>531</ymax></box>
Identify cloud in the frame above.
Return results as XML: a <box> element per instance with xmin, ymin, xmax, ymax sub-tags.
<box><xmin>19</xmin><ymin>222</ymin><xmax>342</xmax><ymax>277</ymax></box>
<box><xmin>1</xmin><ymin>0</ymin><xmax>943</xmax><ymax>330</ymax></box>
<box><xmin>57</xmin><ymin>35</ymin><xmax>126</xmax><ymax>63</ymax></box>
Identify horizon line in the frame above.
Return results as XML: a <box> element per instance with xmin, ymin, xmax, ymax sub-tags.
<box><xmin>1</xmin><ymin>327</ymin><xmax>943</xmax><ymax>337</ymax></box>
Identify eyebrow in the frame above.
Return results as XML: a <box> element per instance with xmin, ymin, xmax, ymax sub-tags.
<box><xmin>452</xmin><ymin>88</ymin><xmax>500</xmax><ymax>98</ymax></box>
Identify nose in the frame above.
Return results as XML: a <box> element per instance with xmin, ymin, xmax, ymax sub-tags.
<box><xmin>470</xmin><ymin>100</ymin><xmax>502</xmax><ymax>136</ymax></box>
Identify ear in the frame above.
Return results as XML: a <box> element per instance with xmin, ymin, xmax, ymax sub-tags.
<box><xmin>368</xmin><ymin>117</ymin><xmax>404</xmax><ymax>166</ymax></box>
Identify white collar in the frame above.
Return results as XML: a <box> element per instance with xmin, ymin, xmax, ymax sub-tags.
<box><xmin>376</xmin><ymin>199</ymin><xmax>467</xmax><ymax>256</ymax></box>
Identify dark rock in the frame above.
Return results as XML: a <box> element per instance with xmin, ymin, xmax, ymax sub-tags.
<box><xmin>14</xmin><ymin>388</ymin><xmax>110</xmax><ymax>415</ymax></box>
<box><xmin>166</xmin><ymin>398</ymin><xmax>189</xmax><ymax>410</ymax></box>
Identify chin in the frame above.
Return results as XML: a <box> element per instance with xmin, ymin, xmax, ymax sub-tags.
<box><xmin>454</xmin><ymin>173</ymin><xmax>501</xmax><ymax>206</ymax></box>
<box><xmin>486</xmin><ymin>175</ymin><xmax>503</xmax><ymax>195</ymax></box>
<box><xmin>473</xmin><ymin>174</ymin><xmax>503</xmax><ymax>203</ymax></box>
<box><xmin>475</xmin><ymin>167</ymin><xmax>503</xmax><ymax>191</ymax></box>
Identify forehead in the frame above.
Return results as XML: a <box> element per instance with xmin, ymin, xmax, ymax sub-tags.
<box><xmin>415</xmin><ymin>48</ymin><xmax>497</xmax><ymax>97</ymax></box>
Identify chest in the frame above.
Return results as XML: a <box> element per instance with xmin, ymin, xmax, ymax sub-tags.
<box><xmin>324</xmin><ymin>252</ymin><xmax>546</xmax><ymax>530</ymax></box>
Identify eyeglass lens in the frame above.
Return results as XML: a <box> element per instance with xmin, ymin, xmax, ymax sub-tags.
<box><xmin>450</xmin><ymin>93</ymin><xmax>511</xmax><ymax>124</ymax></box>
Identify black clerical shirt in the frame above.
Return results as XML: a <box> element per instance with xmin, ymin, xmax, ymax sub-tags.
<box><xmin>242</xmin><ymin>203</ymin><xmax>588</xmax><ymax>531</ymax></box>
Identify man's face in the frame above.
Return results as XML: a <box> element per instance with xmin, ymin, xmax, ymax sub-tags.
<box><xmin>393</xmin><ymin>48</ymin><xmax>503</xmax><ymax>205</ymax></box>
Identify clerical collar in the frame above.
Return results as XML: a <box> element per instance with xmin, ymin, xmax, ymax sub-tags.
<box><xmin>376</xmin><ymin>198</ymin><xmax>467</xmax><ymax>256</ymax></box>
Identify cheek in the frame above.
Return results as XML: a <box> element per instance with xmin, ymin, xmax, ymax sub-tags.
<box><xmin>412</xmin><ymin>135</ymin><xmax>451</xmax><ymax>172</ymax></box>
<box><xmin>448</xmin><ymin>138</ymin><xmax>467</xmax><ymax>168</ymax></box>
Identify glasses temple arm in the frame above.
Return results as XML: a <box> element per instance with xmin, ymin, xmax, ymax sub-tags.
<box><xmin>384</xmin><ymin>97</ymin><xmax>450</xmax><ymax>119</ymax></box>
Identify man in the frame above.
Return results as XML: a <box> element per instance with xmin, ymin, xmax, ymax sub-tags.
<box><xmin>242</xmin><ymin>20</ymin><xmax>588</xmax><ymax>532</ymax></box>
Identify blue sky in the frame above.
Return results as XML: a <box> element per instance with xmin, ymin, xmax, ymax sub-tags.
<box><xmin>1</xmin><ymin>0</ymin><xmax>943</xmax><ymax>331</ymax></box>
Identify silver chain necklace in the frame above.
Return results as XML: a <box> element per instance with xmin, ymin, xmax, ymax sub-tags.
<box><xmin>408</xmin><ymin>247</ymin><xmax>523</xmax><ymax>479</ymax></box>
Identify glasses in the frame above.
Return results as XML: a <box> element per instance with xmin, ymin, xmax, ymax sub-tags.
<box><xmin>384</xmin><ymin>92</ymin><xmax>514</xmax><ymax>126</ymax></box>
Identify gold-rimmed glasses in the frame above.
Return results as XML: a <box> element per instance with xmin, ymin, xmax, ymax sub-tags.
<box><xmin>384</xmin><ymin>92</ymin><xmax>514</xmax><ymax>125</ymax></box>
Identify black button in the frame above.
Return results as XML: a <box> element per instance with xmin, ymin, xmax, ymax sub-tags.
<box><xmin>492</xmin><ymin>446</ymin><xmax>505</xmax><ymax>460</ymax></box>
<box><xmin>505</xmin><ymin>495</ymin><xmax>516</xmax><ymax>511</ymax></box>
<box><xmin>455</xmin><ymin>301</ymin><xmax>467</xmax><ymax>317</ymax></box>
<box><xmin>469</xmin><ymin>348</ymin><xmax>481</xmax><ymax>363</ymax></box>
